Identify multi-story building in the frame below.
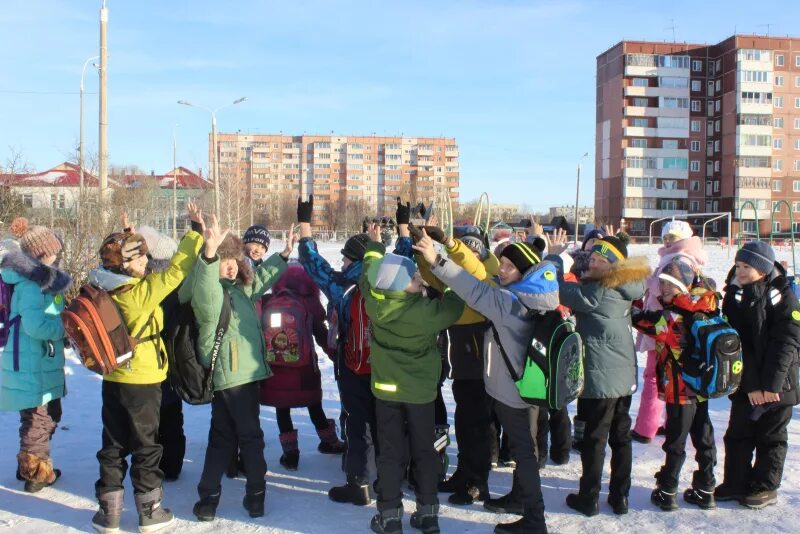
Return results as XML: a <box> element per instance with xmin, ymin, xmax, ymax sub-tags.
<box><xmin>214</xmin><ymin>133</ymin><xmax>459</xmax><ymax>230</ymax></box>
<box><xmin>596</xmin><ymin>35</ymin><xmax>800</xmax><ymax>238</ymax></box>
<box><xmin>549</xmin><ymin>205</ymin><xmax>595</xmax><ymax>225</ymax></box>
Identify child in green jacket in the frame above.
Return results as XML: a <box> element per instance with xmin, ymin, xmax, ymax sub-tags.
<box><xmin>183</xmin><ymin>216</ymin><xmax>292</xmax><ymax>522</ymax></box>
<box><xmin>361</xmin><ymin>224</ymin><xmax>464</xmax><ymax>534</ymax></box>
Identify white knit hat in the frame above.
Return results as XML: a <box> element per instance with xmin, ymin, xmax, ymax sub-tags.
<box><xmin>661</xmin><ymin>220</ymin><xmax>693</xmax><ymax>241</ymax></box>
<box><xmin>137</xmin><ymin>225</ymin><xmax>178</xmax><ymax>261</ymax></box>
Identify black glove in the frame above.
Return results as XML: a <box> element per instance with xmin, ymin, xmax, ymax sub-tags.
<box><xmin>297</xmin><ymin>195</ymin><xmax>314</xmax><ymax>223</ymax></box>
<box><xmin>396</xmin><ymin>198</ymin><xmax>411</xmax><ymax>225</ymax></box>
<box><xmin>417</xmin><ymin>202</ymin><xmax>431</xmax><ymax>220</ymax></box>
<box><xmin>190</xmin><ymin>220</ymin><xmax>203</xmax><ymax>233</ymax></box>
<box><xmin>423</xmin><ymin>226</ymin><xmax>447</xmax><ymax>245</ymax></box>
<box><xmin>361</xmin><ymin>217</ymin><xmax>371</xmax><ymax>233</ymax></box>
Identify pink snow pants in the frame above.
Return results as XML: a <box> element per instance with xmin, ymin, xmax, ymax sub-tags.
<box><xmin>633</xmin><ymin>350</ymin><xmax>665</xmax><ymax>438</ymax></box>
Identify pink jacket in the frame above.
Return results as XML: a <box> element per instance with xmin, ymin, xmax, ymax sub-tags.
<box><xmin>636</xmin><ymin>236</ymin><xmax>708</xmax><ymax>351</ymax></box>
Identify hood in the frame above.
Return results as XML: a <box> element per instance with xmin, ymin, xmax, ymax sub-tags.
<box><xmin>658</xmin><ymin>236</ymin><xmax>708</xmax><ymax>265</ymax></box>
<box><xmin>504</xmin><ymin>260</ymin><xmax>560</xmax><ymax>312</ymax></box>
<box><xmin>272</xmin><ymin>264</ymin><xmax>320</xmax><ymax>298</ymax></box>
<box><xmin>597</xmin><ymin>256</ymin><xmax>651</xmax><ymax>295</ymax></box>
<box><xmin>89</xmin><ymin>266</ymin><xmax>137</xmax><ymax>291</ymax></box>
<box><xmin>669</xmin><ymin>288</ymin><xmax>719</xmax><ymax>315</ymax></box>
<box><xmin>0</xmin><ymin>250</ymin><xmax>72</xmax><ymax>294</ymax></box>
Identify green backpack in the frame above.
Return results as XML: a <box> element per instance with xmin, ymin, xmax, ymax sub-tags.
<box><xmin>492</xmin><ymin>310</ymin><xmax>585</xmax><ymax>410</ymax></box>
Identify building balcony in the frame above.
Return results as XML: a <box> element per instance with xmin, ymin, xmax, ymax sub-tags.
<box><xmin>624</xmin><ymin>106</ymin><xmax>689</xmax><ymax>118</ymax></box>
<box><xmin>624</xmin><ymin>86</ymin><xmax>688</xmax><ymax>98</ymax></box>
<box><xmin>445</xmin><ymin>149</ymin><xmax>459</xmax><ymax>157</ymax></box>
<box><xmin>736</xmin><ymin>145</ymin><xmax>772</xmax><ymax>157</ymax></box>
<box><xmin>623</xmin><ymin>167</ymin><xmax>688</xmax><ymax>179</ymax></box>
<box><xmin>622</xmin><ymin>207</ymin><xmax>687</xmax><ymax>219</ymax></box>
<box><xmin>738</xmin><ymin>102</ymin><xmax>772</xmax><ymax>115</ymax></box>
<box><xmin>625</xmin><ymin>186</ymin><xmax>688</xmax><ymax>199</ymax></box>
<box><xmin>624</xmin><ymin>65</ymin><xmax>690</xmax><ymax>78</ymax></box>
<box><xmin>416</xmin><ymin>148</ymin><xmax>434</xmax><ymax>156</ymax></box>
<box><xmin>624</xmin><ymin>147</ymin><xmax>689</xmax><ymax>159</ymax></box>
<box><xmin>624</xmin><ymin>126</ymin><xmax>688</xmax><ymax>139</ymax></box>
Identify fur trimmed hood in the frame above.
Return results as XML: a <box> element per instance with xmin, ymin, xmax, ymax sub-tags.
<box><xmin>0</xmin><ymin>250</ymin><xmax>72</xmax><ymax>294</ymax></box>
<box><xmin>597</xmin><ymin>256</ymin><xmax>652</xmax><ymax>291</ymax></box>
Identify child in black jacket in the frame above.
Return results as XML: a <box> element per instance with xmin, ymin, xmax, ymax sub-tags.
<box><xmin>717</xmin><ymin>241</ymin><xmax>800</xmax><ymax>509</ymax></box>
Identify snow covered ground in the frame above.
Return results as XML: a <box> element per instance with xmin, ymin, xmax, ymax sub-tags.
<box><xmin>0</xmin><ymin>241</ymin><xmax>798</xmax><ymax>533</ymax></box>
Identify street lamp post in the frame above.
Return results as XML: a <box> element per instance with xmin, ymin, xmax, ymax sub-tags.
<box><xmin>79</xmin><ymin>55</ymin><xmax>99</xmax><ymax>230</ymax></box>
<box><xmin>172</xmin><ymin>125</ymin><xmax>178</xmax><ymax>240</ymax></box>
<box><xmin>177</xmin><ymin>97</ymin><xmax>247</xmax><ymax>216</ymax></box>
<box><xmin>574</xmin><ymin>152</ymin><xmax>589</xmax><ymax>245</ymax></box>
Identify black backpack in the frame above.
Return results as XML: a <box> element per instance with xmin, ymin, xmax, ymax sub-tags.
<box><xmin>163</xmin><ymin>292</ymin><xmax>232</xmax><ymax>405</ymax></box>
<box><xmin>493</xmin><ymin>310</ymin><xmax>584</xmax><ymax>410</ymax></box>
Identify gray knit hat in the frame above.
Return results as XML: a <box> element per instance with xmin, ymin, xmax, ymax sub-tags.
<box><xmin>735</xmin><ymin>241</ymin><xmax>775</xmax><ymax>275</ymax></box>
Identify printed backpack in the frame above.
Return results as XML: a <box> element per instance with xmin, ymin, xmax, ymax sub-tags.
<box><xmin>262</xmin><ymin>288</ymin><xmax>313</xmax><ymax>367</ymax></box>
<box><xmin>327</xmin><ymin>284</ymin><xmax>371</xmax><ymax>375</ymax></box>
<box><xmin>163</xmin><ymin>292</ymin><xmax>232</xmax><ymax>405</ymax></box>
<box><xmin>493</xmin><ymin>310</ymin><xmax>585</xmax><ymax>410</ymax></box>
<box><xmin>679</xmin><ymin>312</ymin><xmax>742</xmax><ymax>398</ymax></box>
<box><xmin>61</xmin><ymin>284</ymin><xmax>155</xmax><ymax>375</ymax></box>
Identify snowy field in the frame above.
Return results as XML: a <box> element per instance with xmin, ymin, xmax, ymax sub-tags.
<box><xmin>0</xmin><ymin>241</ymin><xmax>798</xmax><ymax>533</ymax></box>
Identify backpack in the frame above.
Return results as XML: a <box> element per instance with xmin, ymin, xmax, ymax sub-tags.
<box><xmin>492</xmin><ymin>310</ymin><xmax>585</xmax><ymax>410</ymax></box>
<box><xmin>163</xmin><ymin>292</ymin><xmax>232</xmax><ymax>405</ymax></box>
<box><xmin>679</xmin><ymin>312</ymin><xmax>742</xmax><ymax>398</ymax></box>
<box><xmin>0</xmin><ymin>278</ymin><xmax>13</xmax><ymax>348</ymax></box>
<box><xmin>61</xmin><ymin>285</ymin><xmax>156</xmax><ymax>375</ymax></box>
<box><xmin>326</xmin><ymin>285</ymin><xmax>372</xmax><ymax>375</ymax></box>
<box><xmin>262</xmin><ymin>288</ymin><xmax>313</xmax><ymax>367</ymax></box>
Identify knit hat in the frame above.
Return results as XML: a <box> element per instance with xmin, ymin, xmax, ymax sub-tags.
<box><xmin>735</xmin><ymin>241</ymin><xmax>776</xmax><ymax>275</ymax></box>
<box><xmin>341</xmin><ymin>234</ymin><xmax>371</xmax><ymax>262</ymax></box>
<box><xmin>581</xmin><ymin>227</ymin><xmax>606</xmax><ymax>250</ymax></box>
<box><xmin>10</xmin><ymin>217</ymin><xmax>62</xmax><ymax>259</ymax></box>
<box><xmin>590</xmin><ymin>235</ymin><xmax>628</xmax><ymax>264</ymax></box>
<box><xmin>373</xmin><ymin>253</ymin><xmax>417</xmax><ymax>291</ymax></box>
<box><xmin>137</xmin><ymin>225</ymin><xmax>178</xmax><ymax>261</ymax></box>
<box><xmin>100</xmin><ymin>232</ymin><xmax>148</xmax><ymax>272</ymax></box>
<box><xmin>243</xmin><ymin>224</ymin><xmax>271</xmax><ymax>249</ymax></box>
<box><xmin>525</xmin><ymin>234</ymin><xmax>547</xmax><ymax>257</ymax></box>
<box><xmin>500</xmin><ymin>242</ymin><xmax>541</xmax><ymax>274</ymax></box>
<box><xmin>658</xmin><ymin>256</ymin><xmax>696</xmax><ymax>293</ymax></box>
<box><xmin>661</xmin><ymin>220</ymin><xmax>693</xmax><ymax>241</ymax></box>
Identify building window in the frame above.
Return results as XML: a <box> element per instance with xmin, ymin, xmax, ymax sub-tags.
<box><xmin>715</xmin><ymin>120</ymin><xmax>721</xmax><ymax>132</ymax></box>
<box><xmin>774</xmin><ymin>117</ymin><xmax>784</xmax><ymax>128</ymax></box>
<box><xmin>631</xmin><ymin>138</ymin><xmax>648</xmax><ymax>148</ymax></box>
<box><xmin>714</xmin><ymin>160</ymin><xmax>720</xmax><ymax>172</ymax></box>
<box><xmin>689</xmin><ymin>200</ymin><xmax>700</xmax><ymax>212</ymax></box>
<box><xmin>742</xmin><ymin>221</ymin><xmax>757</xmax><ymax>233</ymax></box>
<box><xmin>774</xmin><ymin>159</ymin><xmax>783</xmax><ymax>171</ymax></box>
<box><xmin>794</xmin><ymin>180</ymin><xmax>800</xmax><ymax>192</ymax></box>
<box><xmin>774</xmin><ymin>96</ymin><xmax>784</xmax><ymax>108</ymax></box>
<box><xmin>776</xmin><ymin>54</ymin><xmax>784</xmax><ymax>66</ymax></box>
<box><xmin>716</xmin><ymin>59</ymin><xmax>722</xmax><ymax>72</ymax></box>
<box><xmin>796</xmin><ymin>139</ymin><xmax>800</xmax><ymax>150</ymax></box>
<box><xmin>632</xmin><ymin>118</ymin><xmax>649</xmax><ymax>127</ymax></box>
<box><xmin>690</xmin><ymin>120</ymin><xmax>701</xmax><ymax>132</ymax></box>
<box><xmin>632</xmin><ymin>78</ymin><xmax>648</xmax><ymax>87</ymax></box>
<box><xmin>714</xmin><ymin>140</ymin><xmax>720</xmax><ymax>153</ymax></box>
<box><xmin>795</xmin><ymin>160</ymin><xmax>800</xmax><ymax>171</ymax></box>
<box><xmin>774</xmin><ymin>138</ymin><xmax>783</xmax><ymax>149</ymax></box>
<box><xmin>774</xmin><ymin>180</ymin><xmax>782</xmax><ymax>192</ymax></box>
<box><xmin>774</xmin><ymin>221</ymin><xmax>781</xmax><ymax>233</ymax></box>
<box><xmin>796</xmin><ymin>97</ymin><xmax>800</xmax><ymax>108</ymax></box>
<box><xmin>714</xmin><ymin>181</ymin><xmax>720</xmax><ymax>193</ymax></box>
<box><xmin>796</xmin><ymin>75</ymin><xmax>800</xmax><ymax>87</ymax></box>
<box><xmin>663</xmin><ymin>140</ymin><xmax>678</xmax><ymax>149</ymax></box>
<box><xmin>690</xmin><ymin>160</ymin><xmax>700</xmax><ymax>171</ymax></box>
<box><xmin>692</xmin><ymin>60</ymin><xmax>703</xmax><ymax>72</ymax></box>
<box><xmin>793</xmin><ymin>201</ymin><xmax>800</xmax><ymax>213</ymax></box>
<box><xmin>715</xmin><ymin>79</ymin><xmax>721</xmax><ymax>92</ymax></box>
<box><xmin>715</xmin><ymin>99</ymin><xmax>721</xmax><ymax>112</ymax></box>
<box><xmin>795</xmin><ymin>118</ymin><xmax>800</xmax><ymax>129</ymax></box>
<box><xmin>796</xmin><ymin>55</ymin><xmax>800</xmax><ymax>67</ymax></box>
<box><xmin>22</xmin><ymin>194</ymin><xmax>33</xmax><ymax>207</ymax></box>
<box><xmin>775</xmin><ymin>75</ymin><xmax>784</xmax><ymax>86</ymax></box>
<box><xmin>633</xmin><ymin>97</ymin><xmax>649</xmax><ymax>107</ymax></box>
<box><xmin>691</xmin><ymin>180</ymin><xmax>700</xmax><ymax>191</ymax></box>
<box><xmin>691</xmin><ymin>100</ymin><xmax>701</xmax><ymax>112</ymax></box>
<box><xmin>690</xmin><ymin>140</ymin><xmax>700</xmax><ymax>152</ymax></box>
<box><xmin>691</xmin><ymin>80</ymin><xmax>701</xmax><ymax>92</ymax></box>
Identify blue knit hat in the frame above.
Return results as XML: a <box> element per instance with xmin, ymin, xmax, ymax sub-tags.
<box><xmin>581</xmin><ymin>228</ymin><xmax>606</xmax><ymax>250</ymax></box>
<box><xmin>735</xmin><ymin>241</ymin><xmax>775</xmax><ymax>275</ymax></box>
<box><xmin>374</xmin><ymin>253</ymin><xmax>417</xmax><ymax>291</ymax></box>
<box><xmin>243</xmin><ymin>225</ymin><xmax>271</xmax><ymax>249</ymax></box>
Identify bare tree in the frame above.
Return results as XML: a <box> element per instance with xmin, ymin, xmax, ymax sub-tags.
<box><xmin>0</xmin><ymin>146</ymin><xmax>34</xmax><ymax>227</ymax></box>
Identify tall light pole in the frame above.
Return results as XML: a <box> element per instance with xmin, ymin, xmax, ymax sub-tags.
<box><xmin>574</xmin><ymin>152</ymin><xmax>589</xmax><ymax>244</ymax></box>
<box><xmin>98</xmin><ymin>0</ymin><xmax>109</xmax><ymax>211</ymax></box>
<box><xmin>172</xmin><ymin>125</ymin><xmax>178</xmax><ymax>240</ymax></box>
<box><xmin>177</xmin><ymin>97</ymin><xmax>247</xmax><ymax>216</ymax></box>
<box><xmin>79</xmin><ymin>55</ymin><xmax>99</xmax><ymax>229</ymax></box>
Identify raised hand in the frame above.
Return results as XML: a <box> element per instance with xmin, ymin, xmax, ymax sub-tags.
<box><xmin>367</xmin><ymin>222</ymin><xmax>382</xmax><ymax>243</ymax></box>
<box><xmin>187</xmin><ymin>201</ymin><xmax>204</xmax><ymax>232</ymax></box>
<box><xmin>203</xmin><ymin>214</ymin><xmax>230</xmax><ymax>258</ymax></box>
<box><xmin>121</xmin><ymin>211</ymin><xmax>134</xmax><ymax>233</ymax></box>
<box><xmin>531</xmin><ymin>219</ymin><xmax>544</xmax><ymax>236</ymax></box>
<box><xmin>396</xmin><ymin>197</ymin><xmax>411</xmax><ymax>225</ymax></box>
<box><xmin>411</xmin><ymin>229</ymin><xmax>438</xmax><ymax>265</ymax></box>
<box><xmin>281</xmin><ymin>224</ymin><xmax>297</xmax><ymax>259</ymax></box>
<box><xmin>547</xmin><ymin>228</ymin><xmax>570</xmax><ymax>255</ymax></box>
<box><xmin>297</xmin><ymin>195</ymin><xmax>314</xmax><ymax>223</ymax></box>
<box><xmin>604</xmin><ymin>224</ymin><xmax>616</xmax><ymax>237</ymax></box>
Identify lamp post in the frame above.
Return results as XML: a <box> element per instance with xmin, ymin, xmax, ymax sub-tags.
<box><xmin>172</xmin><ymin>125</ymin><xmax>178</xmax><ymax>240</ymax></box>
<box><xmin>574</xmin><ymin>152</ymin><xmax>589</xmax><ymax>245</ymax></box>
<box><xmin>79</xmin><ymin>55</ymin><xmax>99</xmax><ymax>229</ymax></box>
<box><xmin>177</xmin><ymin>97</ymin><xmax>247</xmax><ymax>215</ymax></box>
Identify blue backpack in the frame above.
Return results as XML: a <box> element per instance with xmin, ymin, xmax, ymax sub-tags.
<box><xmin>680</xmin><ymin>312</ymin><xmax>743</xmax><ymax>398</ymax></box>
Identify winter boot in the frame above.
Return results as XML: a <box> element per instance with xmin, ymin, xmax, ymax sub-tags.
<box><xmin>409</xmin><ymin>504</ymin><xmax>439</xmax><ymax>534</ymax></box>
<box><xmin>683</xmin><ymin>487</ymin><xmax>716</xmax><ymax>510</ymax></box>
<box><xmin>448</xmin><ymin>483</ymin><xmax>489</xmax><ymax>506</ymax></box>
<box><xmin>192</xmin><ymin>493</ymin><xmax>220</xmax><ymax>522</ymax></box>
<box><xmin>566</xmin><ymin>493</ymin><xmax>599</xmax><ymax>517</ymax></box>
<box><xmin>437</xmin><ymin>469</ymin><xmax>467</xmax><ymax>493</ymax></box>
<box><xmin>714</xmin><ymin>483</ymin><xmax>747</xmax><ymax>502</ymax></box>
<box><xmin>550</xmin><ymin>451</ymin><xmax>570</xmax><ymax>466</ymax></box>
<box><xmin>484</xmin><ymin>491</ymin><xmax>524</xmax><ymax>515</ymax></box>
<box><xmin>608</xmin><ymin>493</ymin><xmax>629</xmax><ymax>515</ymax></box>
<box><xmin>631</xmin><ymin>430</ymin><xmax>652</xmax><ymax>444</ymax></box>
<box><xmin>91</xmin><ymin>489</ymin><xmax>124</xmax><ymax>534</ymax></box>
<box><xmin>650</xmin><ymin>486</ymin><xmax>678</xmax><ymax>511</ymax></box>
<box><xmin>329</xmin><ymin>475</ymin><xmax>374</xmax><ymax>506</ymax></box>
<box><xmin>537</xmin><ymin>453</ymin><xmax>547</xmax><ymax>470</ymax></box>
<box><xmin>134</xmin><ymin>487</ymin><xmax>175</xmax><ymax>533</ymax></box>
<box><xmin>17</xmin><ymin>452</ymin><xmax>60</xmax><ymax>493</ymax></box>
<box><xmin>741</xmin><ymin>489</ymin><xmax>778</xmax><ymax>509</ymax></box>
<box><xmin>317</xmin><ymin>419</ymin><xmax>346</xmax><ymax>454</ymax></box>
<box><xmin>370</xmin><ymin>507</ymin><xmax>403</xmax><ymax>534</ymax></box>
<box><xmin>494</xmin><ymin>506</ymin><xmax>546</xmax><ymax>534</ymax></box>
<box><xmin>243</xmin><ymin>490</ymin><xmax>265</xmax><ymax>518</ymax></box>
<box><xmin>279</xmin><ymin>430</ymin><xmax>300</xmax><ymax>471</ymax></box>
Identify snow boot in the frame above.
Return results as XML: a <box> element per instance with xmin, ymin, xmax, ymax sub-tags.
<box><xmin>714</xmin><ymin>483</ymin><xmax>746</xmax><ymax>502</ymax></box>
<box><xmin>631</xmin><ymin>430</ymin><xmax>652</xmax><ymax>444</ymax></box>
<box><xmin>317</xmin><ymin>419</ymin><xmax>346</xmax><ymax>454</ymax></box>
<box><xmin>279</xmin><ymin>430</ymin><xmax>300</xmax><ymax>471</ymax></box>
<box><xmin>370</xmin><ymin>507</ymin><xmax>403</xmax><ymax>534</ymax></box>
<box><xmin>448</xmin><ymin>483</ymin><xmax>489</xmax><ymax>506</ymax></box>
<box><xmin>134</xmin><ymin>487</ymin><xmax>174</xmax><ymax>533</ymax></box>
<box><xmin>17</xmin><ymin>452</ymin><xmax>60</xmax><ymax>493</ymax></box>
<box><xmin>494</xmin><ymin>506</ymin><xmax>546</xmax><ymax>534</ymax></box>
<box><xmin>409</xmin><ymin>504</ymin><xmax>439</xmax><ymax>534</ymax></box>
<box><xmin>243</xmin><ymin>490</ymin><xmax>265</xmax><ymax>518</ymax></box>
<box><xmin>683</xmin><ymin>487</ymin><xmax>716</xmax><ymax>510</ymax></box>
<box><xmin>192</xmin><ymin>492</ymin><xmax>220</xmax><ymax>522</ymax></box>
<box><xmin>550</xmin><ymin>451</ymin><xmax>570</xmax><ymax>466</ymax></box>
<box><xmin>484</xmin><ymin>491</ymin><xmax>524</xmax><ymax>516</ymax></box>
<box><xmin>608</xmin><ymin>493</ymin><xmax>629</xmax><ymax>515</ymax></box>
<box><xmin>437</xmin><ymin>469</ymin><xmax>467</xmax><ymax>493</ymax></box>
<box><xmin>741</xmin><ymin>489</ymin><xmax>778</xmax><ymax>509</ymax></box>
<box><xmin>565</xmin><ymin>493</ymin><xmax>599</xmax><ymax>517</ymax></box>
<box><xmin>91</xmin><ymin>489</ymin><xmax>124</xmax><ymax>533</ymax></box>
<box><xmin>650</xmin><ymin>486</ymin><xmax>678</xmax><ymax>511</ymax></box>
<box><xmin>329</xmin><ymin>475</ymin><xmax>374</xmax><ymax>506</ymax></box>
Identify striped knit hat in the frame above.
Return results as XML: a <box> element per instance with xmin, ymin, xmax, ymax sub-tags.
<box><xmin>590</xmin><ymin>236</ymin><xmax>628</xmax><ymax>264</ymax></box>
<box><xmin>500</xmin><ymin>242</ymin><xmax>541</xmax><ymax>274</ymax></box>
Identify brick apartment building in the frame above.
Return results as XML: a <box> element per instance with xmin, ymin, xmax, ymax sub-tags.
<box><xmin>596</xmin><ymin>35</ymin><xmax>800</xmax><ymax>238</ymax></box>
<box><xmin>213</xmin><ymin>133</ymin><xmax>459</xmax><ymax>229</ymax></box>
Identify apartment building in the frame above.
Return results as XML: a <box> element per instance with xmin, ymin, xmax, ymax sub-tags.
<box><xmin>213</xmin><ymin>133</ymin><xmax>459</xmax><ymax>229</ymax></box>
<box><xmin>596</xmin><ymin>35</ymin><xmax>800</xmax><ymax>237</ymax></box>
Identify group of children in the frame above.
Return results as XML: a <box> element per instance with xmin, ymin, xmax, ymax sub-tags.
<box><xmin>0</xmin><ymin>204</ymin><xmax>798</xmax><ymax>534</ymax></box>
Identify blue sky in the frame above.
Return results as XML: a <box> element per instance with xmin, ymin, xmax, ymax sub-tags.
<box><xmin>2</xmin><ymin>0</ymin><xmax>798</xmax><ymax>209</ymax></box>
